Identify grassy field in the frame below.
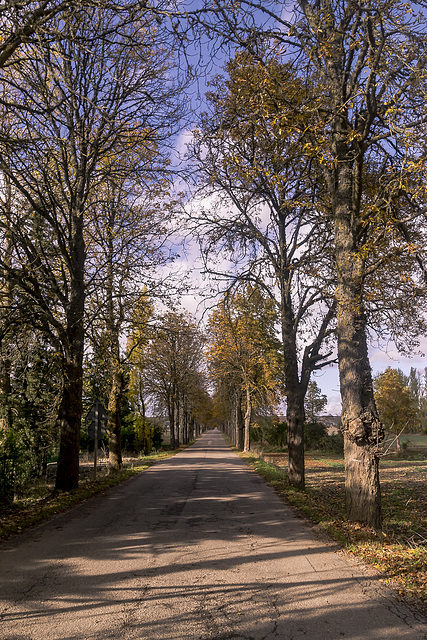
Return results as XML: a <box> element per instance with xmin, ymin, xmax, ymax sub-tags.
<box><xmin>244</xmin><ymin>451</ymin><xmax>427</xmax><ymax>614</ymax></box>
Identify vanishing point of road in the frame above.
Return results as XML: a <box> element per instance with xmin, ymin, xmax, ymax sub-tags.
<box><xmin>0</xmin><ymin>430</ymin><xmax>426</xmax><ymax>640</ymax></box>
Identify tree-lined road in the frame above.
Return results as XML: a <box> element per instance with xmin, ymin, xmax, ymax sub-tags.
<box><xmin>1</xmin><ymin>431</ymin><xmax>425</xmax><ymax>639</ymax></box>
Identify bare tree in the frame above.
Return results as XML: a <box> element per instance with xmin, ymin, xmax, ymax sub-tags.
<box><xmin>192</xmin><ymin>52</ymin><xmax>335</xmax><ymax>485</ymax></box>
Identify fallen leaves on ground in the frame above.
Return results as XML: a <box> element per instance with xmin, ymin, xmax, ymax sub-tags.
<box><xmin>245</xmin><ymin>452</ymin><xmax>427</xmax><ymax>612</ymax></box>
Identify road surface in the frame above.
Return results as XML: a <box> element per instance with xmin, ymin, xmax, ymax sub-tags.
<box><xmin>0</xmin><ymin>430</ymin><xmax>426</xmax><ymax>639</ymax></box>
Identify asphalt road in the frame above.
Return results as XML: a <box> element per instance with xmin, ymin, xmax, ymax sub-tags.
<box><xmin>0</xmin><ymin>430</ymin><xmax>426</xmax><ymax>640</ymax></box>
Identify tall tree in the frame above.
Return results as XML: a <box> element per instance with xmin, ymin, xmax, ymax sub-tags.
<box><xmin>193</xmin><ymin>52</ymin><xmax>336</xmax><ymax>485</ymax></box>
<box><xmin>85</xmin><ymin>164</ymin><xmax>179</xmax><ymax>469</ymax></box>
<box><xmin>286</xmin><ymin>0</ymin><xmax>427</xmax><ymax>528</ymax></box>
<box><xmin>0</xmin><ymin>5</ymin><xmax>182</xmax><ymax>490</ymax></box>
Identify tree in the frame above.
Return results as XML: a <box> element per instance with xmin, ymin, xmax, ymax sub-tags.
<box><xmin>0</xmin><ymin>5</ymin><xmax>183</xmax><ymax>490</ymax></box>
<box><xmin>138</xmin><ymin>311</ymin><xmax>207</xmax><ymax>449</ymax></box>
<box><xmin>207</xmin><ymin>284</ymin><xmax>283</xmax><ymax>452</ymax></box>
<box><xmin>374</xmin><ymin>368</ymin><xmax>418</xmax><ymax>446</ymax></box>
<box><xmin>286</xmin><ymin>1</ymin><xmax>427</xmax><ymax>528</ymax></box>
<box><xmin>193</xmin><ymin>52</ymin><xmax>336</xmax><ymax>485</ymax></box>
<box><xmin>304</xmin><ymin>381</ymin><xmax>328</xmax><ymax>424</ymax></box>
<box><xmin>85</xmin><ymin>163</ymin><xmax>179</xmax><ymax>469</ymax></box>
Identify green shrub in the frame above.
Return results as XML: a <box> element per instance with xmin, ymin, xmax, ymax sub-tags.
<box><xmin>304</xmin><ymin>421</ymin><xmax>327</xmax><ymax>449</ymax></box>
<box><xmin>304</xmin><ymin>421</ymin><xmax>344</xmax><ymax>453</ymax></box>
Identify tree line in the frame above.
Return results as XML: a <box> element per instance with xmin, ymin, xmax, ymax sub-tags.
<box><xmin>0</xmin><ymin>2</ymin><xmax>201</xmax><ymax>498</ymax></box>
<box><xmin>186</xmin><ymin>0</ymin><xmax>427</xmax><ymax>529</ymax></box>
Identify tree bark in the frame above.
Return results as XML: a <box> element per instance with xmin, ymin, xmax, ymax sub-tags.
<box><xmin>281</xmin><ymin>286</ymin><xmax>306</xmax><ymax>489</ymax></box>
<box><xmin>334</xmin><ymin>161</ymin><xmax>383</xmax><ymax>529</ymax></box>
<box><xmin>167</xmin><ymin>389</ymin><xmax>176</xmax><ymax>449</ymax></box>
<box><xmin>286</xmin><ymin>392</ymin><xmax>305</xmax><ymax>490</ymax></box>
<box><xmin>55</xmin><ymin>209</ymin><xmax>85</xmax><ymax>492</ymax></box>
<box><xmin>234</xmin><ymin>388</ymin><xmax>244</xmax><ymax>450</ymax></box>
<box><xmin>56</xmin><ymin>348</ymin><xmax>84</xmax><ymax>492</ymax></box>
<box><xmin>108</xmin><ymin>366</ymin><xmax>123</xmax><ymax>470</ymax></box>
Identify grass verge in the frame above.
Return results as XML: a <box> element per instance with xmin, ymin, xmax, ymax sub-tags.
<box><xmin>243</xmin><ymin>452</ymin><xmax>427</xmax><ymax>614</ymax></box>
<box><xmin>0</xmin><ymin>450</ymin><xmax>177</xmax><ymax>541</ymax></box>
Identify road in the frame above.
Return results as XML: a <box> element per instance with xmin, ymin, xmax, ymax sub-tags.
<box><xmin>0</xmin><ymin>430</ymin><xmax>425</xmax><ymax>640</ymax></box>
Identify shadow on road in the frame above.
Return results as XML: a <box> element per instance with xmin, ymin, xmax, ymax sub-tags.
<box><xmin>1</xmin><ymin>430</ymin><xmax>425</xmax><ymax>640</ymax></box>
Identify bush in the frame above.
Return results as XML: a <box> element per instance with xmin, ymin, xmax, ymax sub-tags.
<box><xmin>133</xmin><ymin>416</ymin><xmax>163</xmax><ymax>455</ymax></box>
<box><xmin>304</xmin><ymin>421</ymin><xmax>344</xmax><ymax>453</ymax></box>
<box><xmin>251</xmin><ymin>420</ymin><xmax>287</xmax><ymax>448</ymax></box>
<box><xmin>304</xmin><ymin>421</ymin><xmax>327</xmax><ymax>449</ymax></box>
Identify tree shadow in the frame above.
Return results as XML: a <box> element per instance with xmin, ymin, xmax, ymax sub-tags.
<box><xmin>1</xmin><ymin>430</ymin><xmax>425</xmax><ymax>640</ymax></box>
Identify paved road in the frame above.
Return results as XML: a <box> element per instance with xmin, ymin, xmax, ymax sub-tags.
<box><xmin>0</xmin><ymin>430</ymin><xmax>426</xmax><ymax>640</ymax></box>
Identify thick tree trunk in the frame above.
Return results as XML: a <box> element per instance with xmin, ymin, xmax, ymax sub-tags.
<box><xmin>281</xmin><ymin>290</ymin><xmax>306</xmax><ymax>489</ymax></box>
<box><xmin>344</xmin><ymin>438</ymin><xmax>381</xmax><ymax>527</ymax></box>
<box><xmin>286</xmin><ymin>392</ymin><xmax>305</xmax><ymax>490</ymax></box>
<box><xmin>334</xmin><ymin>161</ymin><xmax>384</xmax><ymax>529</ymax></box>
<box><xmin>56</xmin><ymin>353</ymin><xmax>84</xmax><ymax>492</ymax></box>
<box><xmin>55</xmin><ymin>211</ymin><xmax>85</xmax><ymax>493</ymax></box>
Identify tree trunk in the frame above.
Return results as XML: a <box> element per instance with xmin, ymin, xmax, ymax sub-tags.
<box><xmin>175</xmin><ymin>394</ymin><xmax>180</xmax><ymax>448</ymax></box>
<box><xmin>56</xmin><ymin>353</ymin><xmax>84</xmax><ymax>492</ymax></box>
<box><xmin>234</xmin><ymin>388</ymin><xmax>244</xmax><ymax>450</ymax></box>
<box><xmin>55</xmin><ymin>211</ymin><xmax>85</xmax><ymax>493</ymax></box>
<box><xmin>281</xmin><ymin>288</ymin><xmax>306</xmax><ymax>489</ymax></box>
<box><xmin>168</xmin><ymin>390</ymin><xmax>176</xmax><ymax>450</ymax></box>
<box><xmin>108</xmin><ymin>366</ymin><xmax>123</xmax><ymax>470</ymax></box>
<box><xmin>334</xmin><ymin>161</ymin><xmax>383</xmax><ymax>529</ymax></box>
<box><xmin>243</xmin><ymin>385</ymin><xmax>251</xmax><ymax>453</ymax></box>
<box><xmin>344</xmin><ymin>438</ymin><xmax>381</xmax><ymax>527</ymax></box>
<box><xmin>286</xmin><ymin>392</ymin><xmax>305</xmax><ymax>490</ymax></box>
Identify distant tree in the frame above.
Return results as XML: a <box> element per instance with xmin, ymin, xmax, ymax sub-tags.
<box><xmin>140</xmin><ymin>311</ymin><xmax>207</xmax><ymax>449</ymax></box>
<box><xmin>207</xmin><ymin>284</ymin><xmax>283</xmax><ymax>452</ymax></box>
<box><xmin>374</xmin><ymin>368</ymin><xmax>418</xmax><ymax>446</ymax></box>
<box><xmin>304</xmin><ymin>382</ymin><xmax>328</xmax><ymax>424</ymax></box>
